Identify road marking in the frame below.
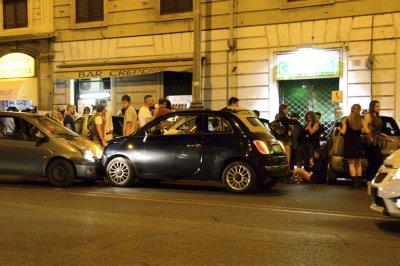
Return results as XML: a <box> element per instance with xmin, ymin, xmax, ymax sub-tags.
<box><xmin>0</xmin><ymin>186</ymin><xmax>391</xmax><ymax>221</ymax></box>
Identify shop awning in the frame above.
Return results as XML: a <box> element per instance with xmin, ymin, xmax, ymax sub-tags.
<box><xmin>0</xmin><ymin>80</ymin><xmax>21</xmax><ymax>100</ymax></box>
<box><xmin>54</xmin><ymin>58</ymin><xmax>194</xmax><ymax>80</ymax></box>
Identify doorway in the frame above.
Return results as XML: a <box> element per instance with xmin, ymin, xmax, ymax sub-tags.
<box><xmin>278</xmin><ymin>78</ymin><xmax>339</xmax><ymax>131</ymax></box>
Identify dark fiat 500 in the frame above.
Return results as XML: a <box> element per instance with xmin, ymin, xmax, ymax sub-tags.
<box><xmin>102</xmin><ymin>109</ymin><xmax>288</xmax><ymax>193</ymax></box>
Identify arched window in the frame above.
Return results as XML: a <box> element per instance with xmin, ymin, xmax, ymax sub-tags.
<box><xmin>3</xmin><ymin>0</ymin><xmax>27</xmax><ymax>29</ymax></box>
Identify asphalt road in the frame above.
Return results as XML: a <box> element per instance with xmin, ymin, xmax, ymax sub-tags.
<box><xmin>0</xmin><ymin>176</ymin><xmax>399</xmax><ymax>265</ymax></box>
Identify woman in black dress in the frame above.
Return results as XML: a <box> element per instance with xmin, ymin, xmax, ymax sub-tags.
<box><xmin>362</xmin><ymin>100</ymin><xmax>388</xmax><ymax>180</ymax></box>
<box><xmin>340</xmin><ymin>104</ymin><xmax>364</xmax><ymax>188</ymax></box>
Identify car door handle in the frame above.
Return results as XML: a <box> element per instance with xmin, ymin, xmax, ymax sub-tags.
<box><xmin>187</xmin><ymin>144</ymin><xmax>202</xmax><ymax>148</ymax></box>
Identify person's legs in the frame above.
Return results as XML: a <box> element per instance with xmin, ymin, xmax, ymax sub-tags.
<box><xmin>355</xmin><ymin>158</ymin><xmax>363</xmax><ymax>177</ymax></box>
<box><xmin>285</xmin><ymin>144</ymin><xmax>291</xmax><ymax>166</ymax></box>
<box><xmin>348</xmin><ymin>159</ymin><xmax>356</xmax><ymax>177</ymax></box>
<box><xmin>293</xmin><ymin>167</ymin><xmax>312</xmax><ymax>182</ymax></box>
<box><xmin>365</xmin><ymin>145</ymin><xmax>383</xmax><ymax>180</ymax></box>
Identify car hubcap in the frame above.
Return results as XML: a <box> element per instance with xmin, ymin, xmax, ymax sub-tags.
<box><xmin>53</xmin><ymin>165</ymin><xmax>66</xmax><ymax>181</ymax></box>
<box><xmin>109</xmin><ymin>161</ymin><xmax>130</xmax><ymax>184</ymax></box>
<box><xmin>226</xmin><ymin>165</ymin><xmax>251</xmax><ymax>190</ymax></box>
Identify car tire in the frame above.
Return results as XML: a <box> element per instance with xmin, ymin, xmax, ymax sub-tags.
<box><xmin>222</xmin><ymin>161</ymin><xmax>256</xmax><ymax>193</ymax></box>
<box><xmin>326</xmin><ymin>164</ymin><xmax>338</xmax><ymax>185</ymax></box>
<box><xmin>106</xmin><ymin>157</ymin><xmax>134</xmax><ymax>187</ymax></box>
<box><xmin>257</xmin><ymin>179</ymin><xmax>277</xmax><ymax>190</ymax></box>
<box><xmin>47</xmin><ymin>159</ymin><xmax>75</xmax><ymax>187</ymax></box>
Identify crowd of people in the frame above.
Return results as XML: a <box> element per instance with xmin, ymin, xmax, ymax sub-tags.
<box><xmin>270</xmin><ymin>100</ymin><xmax>387</xmax><ymax>189</ymax></box>
<box><xmin>50</xmin><ymin>95</ymin><xmax>175</xmax><ymax>147</ymax></box>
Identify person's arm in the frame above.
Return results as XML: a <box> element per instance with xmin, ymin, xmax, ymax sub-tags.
<box><xmin>339</xmin><ymin>118</ymin><xmax>347</xmax><ymax>135</ymax></box>
<box><xmin>306</xmin><ymin>122</ymin><xmax>319</xmax><ymax>135</ymax></box>
<box><xmin>362</xmin><ymin>114</ymin><xmax>371</xmax><ymax>134</ymax></box>
<box><xmin>96</xmin><ymin>123</ymin><xmax>106</xmax><ymax>146</ymax></box>
<box><xmin>125</xmin><ymin>122</ymin><xmax>133</xmax><ymax>136</ymax></box>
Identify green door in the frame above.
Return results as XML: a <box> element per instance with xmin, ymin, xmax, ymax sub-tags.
<box><xmin>278</xmin><ymin>78</ymin><xmax>339</xmax><ymax>131</ymax></box>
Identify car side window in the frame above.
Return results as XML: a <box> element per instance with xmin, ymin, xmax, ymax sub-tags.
<box><xmin>75</xmin><ymin>117</ymin><xmax>84</xmax><ymax>135</ymax></box>
<box><xmin>147</xmin><ymin>114</ymin><xmax>204</xmax><ymax>136</ymax></box>
<box><xmin>0</xmin><ymin>116</ymin><xmax>37</xmax><ymax>141</ymax></box>
<box><xmin>381</xmin><ymin>118</ymin><xmax>400</xmax><ymax>136</ymax></box>
<box><xmin>207</xmin><ymin>116</ymin><xmax>232</xmax><ymax>133</ymax></box>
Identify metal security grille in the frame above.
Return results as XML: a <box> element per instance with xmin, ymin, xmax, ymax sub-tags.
<box><xmin>279</xmin><ymin>78</ymin><xmax>339</xmax><ymax>133</ymax></box>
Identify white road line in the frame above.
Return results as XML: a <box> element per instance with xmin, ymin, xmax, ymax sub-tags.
<box><xmin>0</xmin><ymin>186</ymin><xmax>391</xmax><ymax>221</ymax></box>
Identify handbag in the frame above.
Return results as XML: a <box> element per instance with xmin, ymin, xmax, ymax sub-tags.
<box><xmin>269</xmin><ymin>120</ymin><xmax>286</xmax><ymax>136</ymax></box>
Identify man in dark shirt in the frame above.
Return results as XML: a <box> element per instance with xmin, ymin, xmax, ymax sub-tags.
<box><xmin>63</xmin><ymin>104</ymin><xmax>76</xmax><ymax>132</ymax></box>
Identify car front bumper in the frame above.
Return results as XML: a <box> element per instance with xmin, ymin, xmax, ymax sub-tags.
<box><xmin>369</xmin><ymin>175</ymin><xmax>400</xmax><ymax>219</ymax></box>
<box><xmin>73</xmin><ymin>159</ymin><xmax>101</xmax><ymax>179</ymax></box>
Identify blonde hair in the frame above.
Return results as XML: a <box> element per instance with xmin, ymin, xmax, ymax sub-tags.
<box><xmin>348</xmin><ymin>104</ymin><xmax>362</xmax><ymax>130</ymax></box>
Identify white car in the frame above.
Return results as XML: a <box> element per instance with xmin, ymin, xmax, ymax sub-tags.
<box><xmin>369</xmin><ymin>149</ymin><xmax>400</xmax><ymax>218</ymax></box>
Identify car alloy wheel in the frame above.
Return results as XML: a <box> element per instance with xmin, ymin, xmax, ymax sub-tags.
<box><xmin>222</xmin><ymin>161</ymin><xmax>255</xmax><ymax>193</ymax></box>
<box><xmin>107</xmin><ymin>157</ymin><xmax>133</xmax><ymax>186</ymax></box>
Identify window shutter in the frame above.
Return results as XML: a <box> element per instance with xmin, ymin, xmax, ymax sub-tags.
<box><xmin>15</xmin><ymin>0</ymin><xmax>27</xmax><ymax>27</ymax></box>
<box><xmin>3</xmin><ymin>0</ymin><xmax>27</xmax><ymax>29</ymax></box>
<box><xmin>76</xmin><ymin>0</ymin><xmax>104</xmax><ymax>23</ymax></box>
<box><xmin>160</xmin><ymin>0</ymin><xmax>193</xmax><ymax>15</ymax></box>
<box><xmin>76</xmin><ymin>0</ymin><xmax>90</xmax><ymax>23</ymax></box>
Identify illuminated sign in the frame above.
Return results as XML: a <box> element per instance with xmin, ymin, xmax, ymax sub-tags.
<box><xmin>0</xmin><ymin>53</ymin><xmax>35</xmax><ymax>79</ymax></box>
<box><xmin>277</xmin><ymin>49</ymin><xmax>340</xmax><ymax>80</ymax></box>
<box><xmin>78</xmin><ymin>67</ymin><xmax>164</xmax><ymax>79</ymax></box>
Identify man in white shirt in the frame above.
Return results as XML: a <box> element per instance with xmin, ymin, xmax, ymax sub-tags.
<box><xmin>121</xmin><ymin>95</ymin><xmax>138</xmax><ymax>136</ymax></box>
<box><xmin>138</xmin><ymin>95</ymin><xmax>154</xmax><ymax>128</ymax></box>
<box><xmin>100</xmin><ymin>99</ymin><xmax>114</xmax><ymax>141</ymax></box>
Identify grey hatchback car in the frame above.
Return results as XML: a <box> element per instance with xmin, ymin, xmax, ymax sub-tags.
<box><xmin>0</xmin><ymin>112</ymin><xmax>103</xmax><ymax>186</ymax></box>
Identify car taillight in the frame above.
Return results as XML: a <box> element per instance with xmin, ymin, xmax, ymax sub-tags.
<box><xmin>253</xmin><ymin>140</ymin><xmax>271</xmax><ymax>155</ymax></box>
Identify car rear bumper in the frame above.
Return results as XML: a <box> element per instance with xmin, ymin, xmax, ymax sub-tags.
<box><xmin>263</xmin><ymin>164</ymin><xmax>289</xmax><ymax>180</ymax></box>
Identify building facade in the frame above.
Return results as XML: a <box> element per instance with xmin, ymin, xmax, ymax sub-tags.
<box><xmin>37</xmin><ymin>0</ymin><xmax>400</xmax><ymax>121</ymax></box>
<box><xmin>0</xmin><ymin>0</ymin><xmax>53</xmax><ymax>111</ymax></box>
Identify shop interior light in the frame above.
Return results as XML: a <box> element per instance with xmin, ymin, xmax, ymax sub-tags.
<box><xmin>80</xmin><ymin>92</ymin><xmax>110</xmax><ymax>99</ymax></box>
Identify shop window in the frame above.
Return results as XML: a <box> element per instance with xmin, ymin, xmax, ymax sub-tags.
<box><xmin>3</xmin><ymin>0</ymin><xmax>28</xmax><ymax>29</ymax></box>
<box><xmin>76</xmin><ymin>0</ymin><xmax>104</xmax><ymax>23</ymax></box>
<box><xmin>159</xmin><ymin>0</ymin><xmax>192</xmax><ymax>19</ymax></box>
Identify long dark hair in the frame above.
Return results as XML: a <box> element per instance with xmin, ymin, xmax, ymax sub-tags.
<box><xmin>369</xmin><ymin>100</ymin><xmax>380</xmax><ymax>116</ymax></box>
<box><xmin>348</xmin><ymin>104</ymin><xmax>362</xmax><ymax>130</ymax></box>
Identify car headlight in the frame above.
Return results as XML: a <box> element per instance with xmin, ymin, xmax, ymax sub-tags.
<box><xmin>83</xmin><ymin>149</ymin><xmax>94</xmax><ymax>162</ymax></box>
<box><xmin>390</xmin><ymin>168</ymin><xmax>400</xmax><ymax>181</ymax></box>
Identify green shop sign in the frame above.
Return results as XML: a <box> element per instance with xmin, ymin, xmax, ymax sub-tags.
<box><xmin>277</xmin><ymin>49</ymin><xmax>340</xmax><ymax>80</ymax></box>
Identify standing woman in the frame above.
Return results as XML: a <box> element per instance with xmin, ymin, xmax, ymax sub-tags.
<box><xmin>340</xmin><ymin>104</ymin><xmax>364</xmax><ymax>188</ymax></box>
<box><xmin>300</xmin><ymin>111</ymin><xmax>320</xmax><ymax>171</ymax></box>
<box><xmin>275</xmin><ymin>104</ymin><xmax>292</xmax><ymax>164</ymax></box>
<box><xmin>363</xmin><ymin>100</ymin><xmax>386</xmax><ymax>180</ymax></box>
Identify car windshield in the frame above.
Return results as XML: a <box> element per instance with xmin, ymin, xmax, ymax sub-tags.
<box><xmin>30</xmin><ymin>116</ymin><xmax>79</xmax><ymax>138</ymax></box>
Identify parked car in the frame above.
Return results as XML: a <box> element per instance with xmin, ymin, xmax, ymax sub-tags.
<box><xmin>369</xmin><ymin>149</ymin><xmax>400</xmax><ymax>218</ymax></box>
<box><xmin>327</xmin><ymin>116</ymin><xmax>400</xmax><ymax>184</ymax></box>
<box><xmin>101</xmin><ymin>109</ymin><xmax>289</xmax><ymax>193</ymax></box>
<box><xmin>75</xmin><ymin>115</ymin><xmax>124</xmax><ymax>139</ymax></box>
<box><xmin>0</xmin><ymin>112</ymin><xmax>103</xmax><ymax>186</ymax></box>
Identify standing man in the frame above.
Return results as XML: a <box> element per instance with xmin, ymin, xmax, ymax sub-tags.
<box><xmin>63</xmin><ymin>105</ymin><xmax>76</xmax><ymax>132</ymax></box>
<box><xmin>138</xmin><ymin>95</ymin><xmax>154</xmax><ymax>128</ymax></box>
<box><xmin>91</xmin><ymin>104</ymin><xmax>106</xmax><ymax>147</ymax></box>
<box><xmin>100</xmin><ymin>99</ymin><xmax>114</xmax><ymax>141</ymax></box>
<box><xmin>121</xmin><ymin>95</ymin><xmax>138</xmax><ymax>136</ymax></box>
<box><xmin>221</xmin><ymin>97</ymin><xmax>239</xmax><ymax>111</ymax></box>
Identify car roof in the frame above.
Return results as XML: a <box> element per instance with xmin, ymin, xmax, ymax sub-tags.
<box><xmin>0</xmin><ymin>111</ymin><xmax>39</xmax><ymax>117</ymax></box>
